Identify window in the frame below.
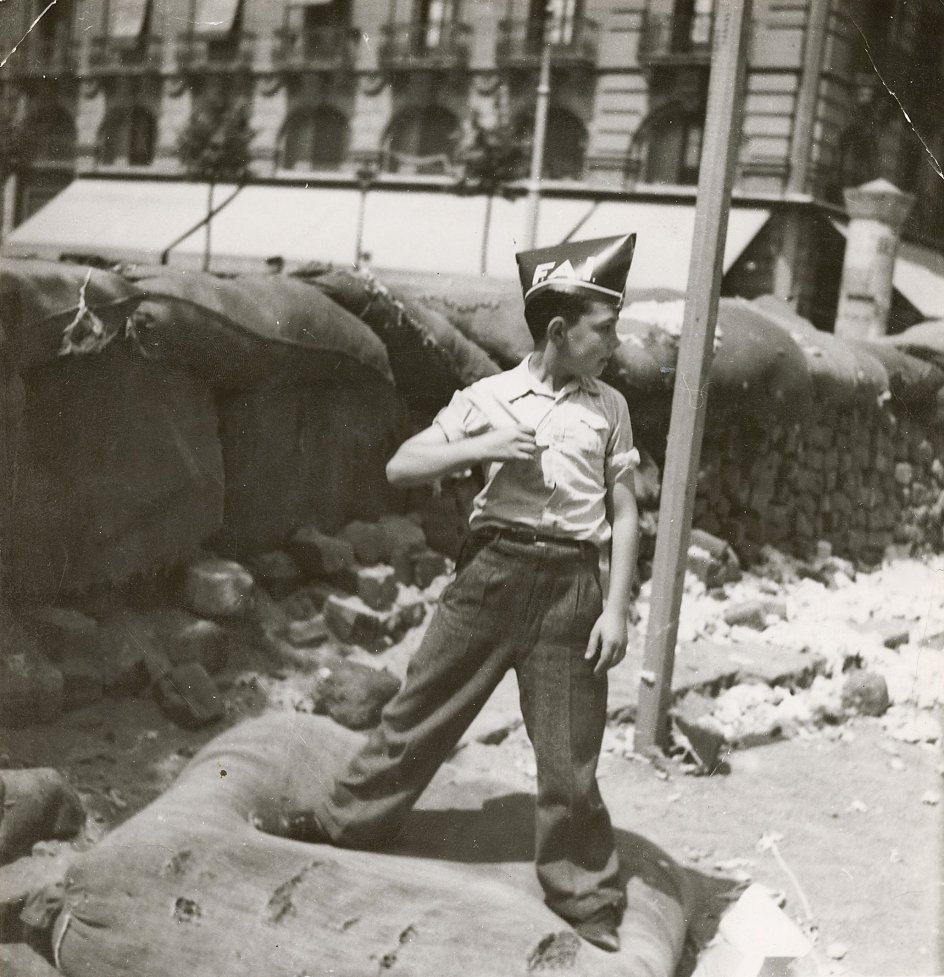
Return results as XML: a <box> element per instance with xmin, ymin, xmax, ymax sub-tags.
<box><xmin>128</xmin><ymin>108</ymin><xmax>157</xmax><ymax>165</ymax></box>
<box><xmin>631</xmin><ymin>104</ymin><xmax>704</xmax><ymax>185</ymax></box>
<box><xmin>382</xmin><ymin>105</ymin><xmax>460</xmax><ymax>174</ymax></box>
<box><xmin>672</xmin><ymin>0</ymin><xmax>714</xmax><ymax>51</ymax></box>
<box><xmin>413</xmin><ymin>0</ymin><xmax>458</xmax><ymax>49</ymax></box>
<box><xmin>34</xmin><ymin>0</ymin><xmax>73</xmax><ymax>58</ymax></box>
<box><xmin>529</xmin><ymin>0</ymin><xmax>581</xmax><ymax>45</ymax></box>
<box><xmin>29</xmin><ymin>104</ymin><xmax>76</xmax><ymax>163</ymax></box>
<box><xmin>289</xmin><ymin>0</ymin><xmax>350</xmax><ymax>30</ymax></box>
<box><xmin>515</xmin><ymin>105</ymin><xmax>588</xmax><ymax>180</ymax></box>
<box><xmin>97</xmin><ymin>106</ymin><xmax>157</xmax><ymax>166</ymax></box>
<box><xmin>909</xmin><ymin>130</ymin><xmax>944</xmax><ymax>240</ymax></box>
<box><xmin>280</xmin><ymin>106</ymin><xmax>349</xmax><ymax>171</ymax></box>
<box><xmin>836</xmin><ymin>123</ymin><xmax>878</xmax><ymax>195</ymax></box>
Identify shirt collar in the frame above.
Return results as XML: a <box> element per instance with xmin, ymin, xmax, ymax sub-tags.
<box><xmin>506</xmin><ymin>355</ymin><xmax>603</xmax><ymax>402</ymax></box>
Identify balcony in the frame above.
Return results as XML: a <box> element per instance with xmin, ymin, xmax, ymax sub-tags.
<box><xmin>86</xmin><ymin>36</ymin><xmax>163</xmax><ymax>76</ymax></box>
<box><xmin>638</xmin><ymin>12</ymin><xmax>714</xmax><ymax>67</ymax></box>
<box><xmin>175</xmin><ymin>32</ymin><xmax>256</xmax><ymax>74</ymax></box>
<box><xmin>496</xmin><ymin>18</ymin><xmax>600</xmax><ymax>71</ymax></box>
<box><xmin>7</xmin><ymin>40</ymin><xmax>77</xmax><ymax>78</ymax></box>
<box><xmin>379</xmin><ymin>22</ymin><xmax>471</xmax><ymax>73</ymax></box>
<box><xmin>272</xmin><ymin>25</ymin><xmax>359</xmax><ymax>72</ymax></box>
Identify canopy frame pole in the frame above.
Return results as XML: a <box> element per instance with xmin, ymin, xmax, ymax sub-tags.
<box><xmin>634</xmin><ymin>0</ymin><xmax>753</xmax><ymax>752</ymax></box>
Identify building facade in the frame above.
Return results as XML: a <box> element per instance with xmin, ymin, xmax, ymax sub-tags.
<box><xmin>1</xmin><ymin>0</ymin><xmax>943</xmax><ymax>329</ymax></box>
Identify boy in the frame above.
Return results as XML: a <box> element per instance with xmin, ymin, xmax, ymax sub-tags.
<box><xmin>256</xmin><ymin>233</ymin><xmax>640</xmax><ymax>953</ymax></box>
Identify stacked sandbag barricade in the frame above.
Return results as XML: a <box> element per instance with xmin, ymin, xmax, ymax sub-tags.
<box><xmin>0</xmin><ymin>260</ymin><xmax>473</xmax><ymax>736</ymax></box>
<box><xmin>608</xmin><ymin>295</ymin><xmax>944</xmax><ymax>569</ymax></box>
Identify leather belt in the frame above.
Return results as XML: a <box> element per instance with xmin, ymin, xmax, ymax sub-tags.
<box><xmin>474</xmin><ymin>526</ymin><xmax>594</xmax><ymax>551</ymax></box>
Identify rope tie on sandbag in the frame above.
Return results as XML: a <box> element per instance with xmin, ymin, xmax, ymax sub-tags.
<box><xmin>52</xmin><ymin>909</ymin><xmax>72</xmax><ymax>969</ymax></box>
<box><xmin>58</xmin><ymin>270</ymin><xmax>116</xmax><ymax>357</ymax></box>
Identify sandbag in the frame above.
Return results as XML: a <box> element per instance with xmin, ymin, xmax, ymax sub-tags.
<box><xmin>753</xmin><ymin>295</ymin><xmax>889</xmax><ymax>408</ymax></box>
<box><xmin>0</xmin><ymin>259</ymin><xmax>143</xmax><ymax>368</ymax></box>
<box><xmin>305</xmin><ymin>268</ymin><xmax>499</xmax><ymax>420</ymax></box>
<box><xmin>50</xmin><ymin>713</ymin><xmax>708</xmax><ymax>977</ymax></box>
<box><xmin>7</xmin><ymin>342</ymin><xmax>223</xmax><ymax>598</ymax></box>
<box><xmin>132</xmin><ymin>271</ymin><xmax>393</xmax><ymax>388</ymax></box>
<box><xmin>212</xmin><ymin>379</ymin><xmax>408</xmax><ymax>555</ymax></box>
<box><xmin>378</xmin><ymin>269</ymin><xmax>532</xmax><ymax>368</ymax></box>
<box><xmin>707</xmin><ymin>299</ymin><xmax>814</xmax><ymax>422</ymax></box>
<box><xmin>854</xmin><ymin>340</ymin><xmax>944</xmax><ymax>412</ymax></box>
<box><xmin>610</xmin><ymin>319</ymin><xmax>679</xmax><ymax>400</ymax></box>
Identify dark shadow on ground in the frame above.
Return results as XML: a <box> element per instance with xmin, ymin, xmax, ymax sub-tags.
<box><xmin>393</xmin><ymin>792</ymin><xmax>741</xmax><ymax>975</ymax></box>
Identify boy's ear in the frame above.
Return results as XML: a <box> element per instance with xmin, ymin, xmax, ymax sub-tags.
<box><xmin>546</xmin><ymin>315</ymin><xmax>568</xmax><ymax>346</ymax></box>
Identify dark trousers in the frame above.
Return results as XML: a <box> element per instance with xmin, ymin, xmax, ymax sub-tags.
<box><xmin>317</xmin><ymin>533</ymin><xmax>624</xmax><ymax>923</ymax></box>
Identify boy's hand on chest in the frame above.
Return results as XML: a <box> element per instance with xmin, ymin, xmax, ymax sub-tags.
<box><xmin>477</xmin><ymin>424</ymin><xmax>539</xmax><ymax>463</ymax></box>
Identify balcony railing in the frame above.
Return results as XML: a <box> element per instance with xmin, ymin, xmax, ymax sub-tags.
<box><xmin>87</xmin><ymin>35</ymin><xmax>163</xmax><ymax>74</ymax></box>
<box><xmin>7</xmin><ymin>39</ymin><xmax>77</xmax><ymax>77</ymax></box>
<box><xmin>272</xmin><ymin>25</ymin><xmax>359</xmax><ymax>72</ymax></box>
<box><xmin>638</xmin><ymin>12</ymin><xmax>714</xmax><ymax>65</ymax></box>
<box><xmin>175</xmin><ymin>32</ymin><xmax>256</xmax><ymax>73</ymax></box>
<box><xmin>496</xmin><ymin>17</ymin><xmax>600</xmax><ymax>70</ymax></box>
<box><xmin>379</xmin><ymin>22</ymin><xmax>471</xmax><ymax>72</ymax></box>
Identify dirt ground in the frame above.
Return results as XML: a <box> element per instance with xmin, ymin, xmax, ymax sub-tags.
<box><xmin>1</xmin><ymin>554</ymin><xmax>942</xmax><ymax>977</ymax></box>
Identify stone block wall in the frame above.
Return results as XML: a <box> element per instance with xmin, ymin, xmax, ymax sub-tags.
<box><xmin>693</xmin><ymin>399</ymin><xmax>944</xmax><ymax>565</ymax></box>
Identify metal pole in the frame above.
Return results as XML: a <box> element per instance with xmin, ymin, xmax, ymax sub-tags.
<box><xmin>525</xmin><ymin>21</ymin><xmax>551</xmax><ymax>248</ymax></box>
<box><xmin>634</xmin><ymin>0</ymin><xmax>753</xmax><ymax>752</ymax></box>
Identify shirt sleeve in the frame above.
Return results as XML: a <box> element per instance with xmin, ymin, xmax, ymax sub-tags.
<box><xmin>604</xmin><ymin>393</ymin><xmax>640</xmax><ymax>487</ymax></box>
<box><xmin>433</xmin><ymin>386</ymin><xmax>491</xmax><ymax>443</ymax></box>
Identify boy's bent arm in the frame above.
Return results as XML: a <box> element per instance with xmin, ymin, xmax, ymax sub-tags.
<box><xmin>386</xmin><ymin>423</ymin><xmax>536</xmax><ymax>487</ymax></box>
<box><xmin>585</xmin><ymin>476</ymin><xmax>639</xmax><ymax>676</ymax></box>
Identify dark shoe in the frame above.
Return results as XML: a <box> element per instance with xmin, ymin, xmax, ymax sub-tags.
<box><xmin>250</xmin><ymin>805</ymin><xmax>330</xmax><ymax>843</ymax></box>
<box><xmin>572</xmin><ymin>906</ymin><xmax>621</xmax><ymax>953</ymax></box>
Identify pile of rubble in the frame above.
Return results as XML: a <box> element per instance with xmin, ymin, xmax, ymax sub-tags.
<box><xmin>661</xmin><ymin>539</ymin><xmax>944</xmax><ymax>754</ymax></box>
<box><xmin>0</xmin><ymin>513</ymin><xmax>449</xmax><ymax>735</ymax></box>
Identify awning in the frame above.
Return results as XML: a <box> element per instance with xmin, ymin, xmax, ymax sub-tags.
<box><xmin>192</xmin><ymin>0</ymin><xmax>242</xmax><ymax>35</ymax></box>
<box><xmin>893</xmin><ymin>239</ymin><xmax>944</xmax><ymax>320</ymax></box>
<box><xmin>551</xmin><ymin>202</ymin><xmax>770</xmax><ymax>293</ymax></box>
<box><xmin>109</xmin><ymin>0</ymin><xmax>151</xmax><ymax>42</ymax></box>
<box><xmin>172</xmin><ymin>185</ymin><xmax>361</xmax><ymax>267</ymax></box>
<box><xmin>1</xmin><ymin>179</ymin><xmax>228</xmax><ymax>264</ymax></box>
<box><xmin>2</xmin><ymin>178</ymin><xmax>771</xmax><ymax>286</ymax></box>
<box><xmin>171</xmin><ymin>186</ymin><xmax>509</xmax><ymax>275</ymax></box>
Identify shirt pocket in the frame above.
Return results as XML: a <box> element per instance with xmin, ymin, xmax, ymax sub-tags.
<box><xmin>559</xmin><ymin>412</ymin><xmax>608</xmax><ymax>459</ymax></box>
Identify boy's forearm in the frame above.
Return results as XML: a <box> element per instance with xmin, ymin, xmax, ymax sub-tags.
<box><xmin>387</xmin><ymin>435</ymin><xmax>484</xmax><ymax>487</ymax></box>
<box><xmin>605</xmin><ymin>484</ymin><xmax>639</xmax><ymax>616</ymax></box>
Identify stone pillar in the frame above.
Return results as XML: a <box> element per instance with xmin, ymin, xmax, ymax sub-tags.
<box><xmin>834</xmin><ymin>178</ymin><xmax>914</xmax><ymax>340</ymax></box>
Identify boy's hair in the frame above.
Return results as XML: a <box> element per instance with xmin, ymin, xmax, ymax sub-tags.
<box><xmin>524</xmin><ymin>289</ymin><xmax>605</xmax><ymax>344</ymax></box>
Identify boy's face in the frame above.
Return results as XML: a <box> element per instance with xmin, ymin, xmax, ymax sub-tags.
<box><xmin>556</xmin><ymin>301</ymin><xmax>621</xmax><ymax>378</ymax></box>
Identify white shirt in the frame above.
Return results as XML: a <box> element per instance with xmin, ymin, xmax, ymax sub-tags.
<box><xmin>434</xmin><ymin>355</ymin><xmax>639</xmax><ymax>546</ymax></box>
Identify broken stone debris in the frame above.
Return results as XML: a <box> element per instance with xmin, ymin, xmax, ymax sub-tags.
<box><xmin>338</xmin><ymin>520</ymin><xmax>388</xmax><ymax>565</ymax></box>
<box><xmin>356</xmin><ymin>565</ymin><xmax>398</xmax><ymax>611</ymax></box>
<box><xmin>840</xmin><ymin>670</ymin><xmax>890</xmax><ymax>717</ymax></box>
<box><xmin>687</xmin><ymin>529</ymin><xmax>742</xmax><ymax>589</ymax></box>
<box><xmin>285</xmin><ymin>614</ymin><xmax>329</xmax><ymax>648</ymax></box>
<box><xmin>0</xmin><ymin>770</ymin><xmax>85</xmax><ymax>866</ymax></box>
<box><xmin>309</xmin><ymin>658</ymin><xmax>401</xmax><ymax>730</ymax></box>
<box><xmin>244</xmin><ymin>550</ymin><xmax>303</xmax><ymax>599</ymax></box>
<box><xmin>152</xmin><ymin>662</ymin><xmax>225</xmax><ymax>730</ymax></box>
<box><xmin>0</xmin><ymin>627</ymin><xmax>64</xmax><ymax>728</ymax></box>
<box><xmin>182</xmin><ymin>558</ymin><xmax>255</xmax><ymax>618</ymax></box>
<box><xmin>0</xmin><ymin>511</ymin><xmax>442</xmax><ymax>734</ymax></box>
<box><xmin>289</xmin><ymin>526</ymin><xmax>357</xmax><ymax>578</ymax></box>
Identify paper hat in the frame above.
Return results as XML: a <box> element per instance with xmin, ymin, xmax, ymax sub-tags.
<box><xmin>516</xmin><ymin>233</ymin><xmax>636</xmax><ymax>309</ymax></box>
